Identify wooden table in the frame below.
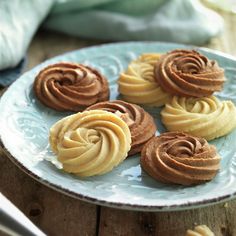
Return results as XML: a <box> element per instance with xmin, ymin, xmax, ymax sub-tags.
<box><xmin>1</xmin><ymin>10</ymin><xmax>236</xmax><ymax>236</ymax></box>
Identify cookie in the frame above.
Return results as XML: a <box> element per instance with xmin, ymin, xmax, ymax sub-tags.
<box><xmin>34</xmin><ymin>62</ymin><xmax>109</xmax><ymax>111</ymax></box>
<box><xmin>155</xmin><ymin>50</ymin><xmax>225</xmax><ymax>97</ymax></box>
<box><xmin>161</xmin><ymin>96</ymin><xmax>236</xmax><ymax>140</ymax></box>
<box><xmin>86</xmin><ymin>100</ymin><xmax>157</xmax><ymax>155</ymax></box>
<box><xmin>141</xmin><ymin>132</ymin><xmax>220</xmax><ymax>185</ymax></box>
<box><xmin>49</xmin><ymin>110</ymin><xmax>131</xmax><ymax>177</ymax></box>
<box><xmin>118</xmin><ymin>54</ymin><xmax>171</xmax><ymax>106</ymax></box>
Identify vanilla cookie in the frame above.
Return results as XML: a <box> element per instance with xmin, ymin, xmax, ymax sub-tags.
<box><xmin>118</xmin><ymin>54</ymin><xmax>171</xmax><ymax>106</ymax></box>
<box><xmin>86</xmin><ymin>100</ymin><xmax>157</xmax><ymax>155</ymax></box>
<box><xmin>161</xmin><ymin>96</ymin><xmax>236</xmax><ymax>140</ymax></box>
<box><xmin>49</xmin><ymin>110</ymin><xmax>131</xmax><ymax>177</ymax></box>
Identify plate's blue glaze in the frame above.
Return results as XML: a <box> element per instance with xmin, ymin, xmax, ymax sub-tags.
<box><xmin>0</xmin><ymin>58</ymin><xmax>26</xmax><ymax>87</ymax></box>
<box><xmin>0</xmin><ymin>42</ymin><xmax>236</xmax><ymax>211</ymax></box>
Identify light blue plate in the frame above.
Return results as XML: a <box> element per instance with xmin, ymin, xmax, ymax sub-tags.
<box><xmin>0</xmin><ymin>42</ymin><xmax>236</xmax><ymax>211</ymax></box>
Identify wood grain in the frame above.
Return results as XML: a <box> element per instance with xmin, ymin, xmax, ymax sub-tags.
<box><xmin>26</xmin><ymin>31</ymin><xmax>106</xmax><ymax>71</ymax></box>
<box><xmin>98</xmin><ymin>202</ymin><xmax>236</xmax><ymax>236</ymax></box>
<box><xmin>1</xmin><ymin>10</ymin><xmax>236</xmax><ymax>236</ymax></box>
<box><xmin>0</xmin><ymin>149</ymin><xmax>97</xmax><ymax>236</ymax></box>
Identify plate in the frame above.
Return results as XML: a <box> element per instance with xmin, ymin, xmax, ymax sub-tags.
<box><xmin>1</xmin><ymin>42</ymin><xmax>236</xmax><ymax>211</ymax></box>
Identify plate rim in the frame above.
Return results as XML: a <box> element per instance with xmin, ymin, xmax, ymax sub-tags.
<box><xmin>1</xmin><ymin>139</ymin><xmax>234</xmax><ymax>212</ymax></box>
<box><xmin>1</xmin><ymin>41</ymin><xmax>236</xmax><ymax>211</ymax></box>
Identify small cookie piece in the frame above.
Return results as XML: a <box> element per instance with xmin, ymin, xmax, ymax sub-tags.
<box><xmin>86</xmin><ymin>100</ymin><xmax>157</xmax><ymax>155</ymax></box>
<box><xmin>155</xmin><ymin>49</ymin><xmax>225</xmax><ymax>97</ymax></box>
<box><xmin>118</xmin><ymin>53</ymin><xmax>171</xmax><ymax>107</ymax></box>
<box><xmin>34</xmin><ymin>62</ymin><xmax>109</xmax><ymax>111</ymax></box>
<box><xmin>161</xmin><ymin>96</ymin><xmax>236</xmax><ymax>140</ymax></box>
<box><xmin>141</xmin><ymin>132</ymin><xmax>220</xmax><ymax>185</ymax></box>
<box><xmin>186</xmin><ymin>225</ymin><xmax>215</xmax><ymax>236</ymax></box>
<box><xmin>49</xmin><ymin>110</ymin><xmax>131</xmax><ymax>177</ymax></box>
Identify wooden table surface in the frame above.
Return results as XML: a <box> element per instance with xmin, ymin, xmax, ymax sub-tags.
<box><xmin>1</xmin><ymin>10</ymin><xmax>236</xmax><ymax>236</ymax></box>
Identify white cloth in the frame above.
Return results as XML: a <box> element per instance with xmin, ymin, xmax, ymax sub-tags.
<box><xmin>0</xmin><ymin>0</ymin><xmax>54</xmax><ymax>70</ymax></box>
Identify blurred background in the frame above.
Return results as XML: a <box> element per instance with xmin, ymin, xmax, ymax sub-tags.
<box><xmin>0</xmin><ymin>0</ymin><xmax>236</xmax><ymax>88</ymax></box>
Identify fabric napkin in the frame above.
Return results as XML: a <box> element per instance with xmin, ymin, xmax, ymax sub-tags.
<box><xmin>45</xmin><ymin>0</ymin><xmax>223</xmax><ymax>44</ymax></box>
<box><xmin>0</xmin><ymin>0</ymin><xmax>223</xmax><ymax>85</ymax></box>
<box><xmin>0</xmin><ymin>0</ymin><xmax>54</xmax><ymax>71</ymax></box>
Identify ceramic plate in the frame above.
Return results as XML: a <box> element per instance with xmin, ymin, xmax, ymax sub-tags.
<box><xmin>1</xmin><ymin>42</ymin><xmax>236</xmax><ymax>211</ymax></box>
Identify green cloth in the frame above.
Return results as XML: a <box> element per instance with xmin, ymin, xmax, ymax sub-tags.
<box><xmin>0</xmin><ymin>0</ymin><xmax>223</xmax><ymax>71</ymax></box>
<box><xmin>45</xmin><ymin>0</ymin><xmax>223</xmax><ymax>44</ymax></box>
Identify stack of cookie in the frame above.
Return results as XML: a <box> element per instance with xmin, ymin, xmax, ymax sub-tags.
<box><xmin>33</xmin><ymin>49</ymin><xmax>236</xmax><ymax>186</ymax></box>
<box><xmin>119</xmin><ymin>50</ymin><xmax>236</xmax><ymax>141</ymax></box>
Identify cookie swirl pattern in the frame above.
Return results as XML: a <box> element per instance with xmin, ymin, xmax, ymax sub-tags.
<box><xmin>141</xmin><ymin>132</ymin><xmax>220</xmax><ymax>185</ymax></box>
<box><xmin>155</xmin><ymin>49</ymin><xmax>225</xmax><ymax>97</ymax></box>
<box><xmin>118</xmin><ymin>54</ymin><xmax>171</xmax><ymax>106</ymax></box>
<box><xmin>161</xmin><ymin>96</ymin><xmax>236</xmax><ymax>140</ymax></box>
<box><xmin>86</xmin><ymin>100</ymin><xmax>157</xmax><ymax>155</ymax></box>
<box><xmin>49</xmin><ymin>110</ymin><xmax>131</xmax><ymax>177</ymax></box>
<box><xmin>34</xmin><ymin>62</ymin><xmax>109</xmax><ymax>111</ymax></box>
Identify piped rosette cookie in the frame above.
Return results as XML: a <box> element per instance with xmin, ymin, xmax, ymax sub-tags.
<box><xmin>155</xmin><ymin>49</ymin><xmax>225</xmax><ymax>97</ymax></box>
<box><xmin>161</xmin><ymin>96</ymin><xmax>236</xmax><ymax>140</ymax></box>
<box><xmin>141</xmin><ymin>132</ymin><xmax>220</xmax><ymax>186</ymax></box>
<box><xmin>118</xmin><ymin>54</ymin><xmax>171</xmax><ymax>106</ymax></box>
<box><xmin>85</xmin><ymin>100</ymin><xmax>157</xmax><ymax>155</ymax></box>
<box><xmin>34</xmin><ymin>62</ymin><xmax>109</xmax><ymax>111</ymax></box>
<box><xmin>49</xmin><ymin>110</ymin><xmax>131</xmax><ymax>177</ymax></box>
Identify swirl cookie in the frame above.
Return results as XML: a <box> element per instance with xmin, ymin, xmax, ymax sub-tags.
<box><xmin>155</xmin><ymin>49</ymin><xmax>225</xmax><ymax>97</ymax></box>
<box><xmin>86</xmin><ymin>100</ymin><xmax>157</xmax><ymax>155</ymax></box>
<box><xmin>161</xmin><ymin>96</ymin><xmax>236</xmax><ymax>140</ymax></box>
<box><xmin>141</xmin><ymin>132</ymin><xmax>220</xmax><ymax>185</ymax></box>
<box><xmin>118</xmin><ymin>54</ymin><xmax>171</xmax><ymax>106</ymax></box>
<box><xmin>49</xmin><ymin>110</ymin><xmax>131</xmax><ymax>177</ymax></box>
<box><xmin>34</xmin><ymin>62</ymin><xmax>109</xmax><ymax>111</ymax></box>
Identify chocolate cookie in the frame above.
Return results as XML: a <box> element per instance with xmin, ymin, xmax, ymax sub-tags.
<box><xmin>34</xmin><ymin>62</ymin><xmax>109</xmax><ymax>111</ymax></box>
<box><xmin>155</xmin><ymin>50</ymin><xmax>225</xmax><ymax>97</ymax></box>
<box><xmin>141</xmin><ymin>132</ymin><xmax>220</xmax><ymax>185</ymax></box>
<box><xmin>86</xmin><ymin>100</ymin><xmax>157</xmax><ymax>155</ymax></box>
